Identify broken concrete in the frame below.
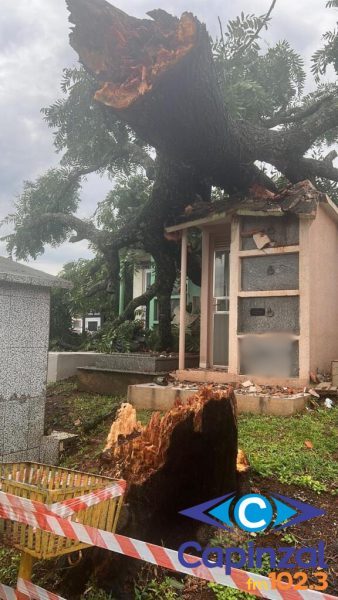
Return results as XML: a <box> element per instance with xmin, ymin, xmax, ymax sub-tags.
<box><xmin>127</xmin><ymin>383</ymin><xmax>309</xmax><ymax>415</ymax></box>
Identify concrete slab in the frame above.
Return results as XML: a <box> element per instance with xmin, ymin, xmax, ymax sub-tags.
<box><xmin>77</xmin><ymin>367</ymin><xmax>167</xmax><ymax>397</ymax></box>
<box><xmin>128</xmin><ymin>383</ymin><xmax>309</xmax><ymax>415</ymax></box>
<box><xmin>48</xmin><ymin>352</ymin><xmax>199</xmax><ymax>382</ymax></box>
<box><xmin>235</xmin><ymin>392</ymin><xmax>309</xmax><ymax>416</ymax></box>
<box><xmin>127</xmin><ymin>383</ymin><xmax>198</xmax><ymax>410</ymax></box>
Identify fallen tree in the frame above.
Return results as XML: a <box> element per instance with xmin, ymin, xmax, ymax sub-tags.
<box><xmin>5</xmin><ymin>1</ymin><xmax>338</xmax><ymax>350</ymax></box>
<box><xmin>67</xmin><ymin>0</ymin><xmax>338</xmax><ymax>190</ymax></box>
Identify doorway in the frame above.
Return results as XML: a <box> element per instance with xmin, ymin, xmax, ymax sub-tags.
<box><xmin>212</xmin><ymin>249</ymin><xmax>230</xmax><ymax>367</ymax></box>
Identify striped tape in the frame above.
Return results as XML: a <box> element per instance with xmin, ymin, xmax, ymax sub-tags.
<box><xmin>0</xmin><ymin>490</ymin><xmax>337</xmax><ymax>600</ymax></box>
<box><xmin>17</xmin><ymin>579</ymin><xmax>66</xmax><ymax>600</ymax></box>
<box><xmin>48</xmin><ymin>480</ymin><xmax>126</xmax><ymax>518</ymax></box>
<box><xmin>0</xmin><ymin>579</ymin><xmax>66</xmax><ymax>600</ymax></box>
<box><xmin>0</xmin><ymin>582</ymin><xmax>17</xmax><ymax>600</ymax></box>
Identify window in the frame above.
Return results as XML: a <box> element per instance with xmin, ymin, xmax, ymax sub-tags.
<box><xmin>192</xmin><ymin>295</ymin><xmax>200</xmax><ymax>314</ymax></box>
<box><xmin>214</xmin><ymin>250</ymin><xmax>229</xmax><ymax>298</ymax></box>
<box><xmin>171</xmin><ymin>298</ymin><xmax>180</xmax><ymax>315</ymax></box>
<box><xmin>143</xmin><ymin>268</ymin><xmax>152</xmax><ymax>292</ymax></box>
<box><xmin>87</xmin><ymin>320</ymin><xmax>98</xmax><ymax>332</ymax></box>
<box><xmin>153</xmin><ymin>298</ymin><xmax>159</xmax><ymax>322</ymax></box>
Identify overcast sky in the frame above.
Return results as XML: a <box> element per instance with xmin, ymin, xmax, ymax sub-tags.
<box><xmin>0</xmin><ymin>0</ymin><xmax>335</xmax><ymax>275</ymax></box>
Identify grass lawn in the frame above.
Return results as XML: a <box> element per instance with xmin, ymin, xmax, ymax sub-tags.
<box><xmin>238</xmin><ymin>408</ymin><xmax>338</xmax><ymax>493</ymax></box>
<box><xmin>45</xmin><ymin>381</ymin><xmax>338</xmax><ymax>495</ymax></box>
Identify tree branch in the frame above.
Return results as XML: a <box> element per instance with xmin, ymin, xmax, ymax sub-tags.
<box><xmin>85</xmin><ymin>279</ymin><xmax>108</xmax><ymax>297</ymax></box>
<box><xmin>129</xmin><ymin>145</ymin><xmax>156</xmax><ymax>179</ymax></box>
<box><xmin>284</xmin><ymin>94</ymin><xmax>338</xmax><ymax>155</ymax></box>
<box><xmin>232</xmin><ymin>0</ymin><xmax>277</xmax><ymax>58</ymax></box>
<box><xmin>261</xmin><ymin>94</ymin><xmax>334</xmax><ymax>128</ymax></box>
<box><xmin>30</xmin><ymin>212</ymin><xmax>107</xmax><ymax>246</ymax></box>
<box><xmin>113</xmin><ymin>281</ymin><xmax>159</xmax><ymax>325</ymax></box>
<box><xmin>286</xmin><ymin>156</ymin><xmax>338</xmax><ymax>183</ymax></box>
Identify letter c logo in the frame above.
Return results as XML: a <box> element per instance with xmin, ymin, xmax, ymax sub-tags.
<box><xmin>234</xmin><ymin>494</ymin><xmax>273</xmax><ymax>532</ymax></box>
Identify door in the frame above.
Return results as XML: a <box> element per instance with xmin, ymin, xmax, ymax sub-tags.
<box><xmin>212</xmin><ymin>249</ymin><xmax>230</xmax><ymax>367</ymax></box>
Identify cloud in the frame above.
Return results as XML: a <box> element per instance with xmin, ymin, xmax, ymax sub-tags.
<box><xmin>0</xmin><ymin>0</ymin><xmax>335</xmax><ymax>274</ymax></box>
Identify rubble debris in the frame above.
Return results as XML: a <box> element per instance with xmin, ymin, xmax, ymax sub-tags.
<box><xmin>253</xmin><ymin>231</ymin><xmax>271</xmax><ymax>249</ymax></box>
<box><xmin>314</xmin><ymin>382</ymin><xmax>338</xmax><ymax>396</ymax></box>
<box><xmin>173</xmin><ymin>378</ymin><xmax>307</xmax><ymax>398</ymax></box>
<box><xmin>242</xmin><ymin>380</ymin><xmax>254</xmax><ymax>388</ymax></box>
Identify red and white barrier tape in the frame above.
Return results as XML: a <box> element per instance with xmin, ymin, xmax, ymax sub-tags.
<box><xmin>0</xmin><ymin>579</ymin><xmax>66</xmax><ymax>600</ymax></box>
<box><xmin>0</xmin><ymin>582</ymin><xmax>17</xmax><ymax>600</ymax></box>
<box><xmin>17</xmin><ymin>579</ymin><xmax>66</xmax><ymax>600</ymax></box>
<box><xmin>48</xmin><ymin>480</ymin><xmax>126</xmax><ymax>518</ymax></box>
<box><xmin>0</xmin><ymin>490</ymin><xmax>337</xmax><ymax>600</ymax></box>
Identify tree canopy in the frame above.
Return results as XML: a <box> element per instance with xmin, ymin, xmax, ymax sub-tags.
<box><xmin>3</xmin><ymin>0</ymin><xmax>338</xmax><ymax>349</ymax></box>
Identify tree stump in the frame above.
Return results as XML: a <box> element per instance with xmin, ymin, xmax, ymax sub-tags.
<box><xmin>62</xmin><ymin>386</ymin><xmax>240</xmax><ymax>598</ymax></box>
<box><xmin>102</xmin><ymin>385</ymin><xmax>238</xmax><ymax>545</ymax></box>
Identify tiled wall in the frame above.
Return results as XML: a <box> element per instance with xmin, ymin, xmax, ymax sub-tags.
<box><xmin>0</xmin><ymin>281</ymin><xmax>50</xmax><ymax>462</ymax></box>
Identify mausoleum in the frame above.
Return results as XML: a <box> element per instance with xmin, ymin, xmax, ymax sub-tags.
<box><xmin>0</xmin><ymin>257</ymin><xmax>71</xmax><ymax>463</ymax></box>
<box><xmin>166</xmin><ymin>181</ymin><xmax>338</xmax><ymax>386</ymax></box>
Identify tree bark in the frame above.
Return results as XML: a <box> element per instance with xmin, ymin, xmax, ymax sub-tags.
<box><xmin>136</xmin><ymin>155</ymin><xmax>207</xmax><ymax>349</ymax></box>
<box><xmin>67</xmin><ymin>0</ymin><xmax>338</xmax><ymax>191</ymax></box>
<box><xmin>66</xmin><ymin>0</ymin><xmax>274</xmax><ymax>192</ymax></box>
<box><xmin>155</xmin><ymin>256</ymin><xmax>177</xmax><ymax>350</ymax></box>
<box><xmin>62</xmin><ymin>389</ymin><xmax>239</xmax><ymax>597</ymax></box>
<box><xmin>103</xmin><ymin>387</ymin><xmax>238</xmax><ymax>544</ymax></box>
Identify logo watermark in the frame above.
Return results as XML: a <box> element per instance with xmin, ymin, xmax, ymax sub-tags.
<box><xmin>178</xmin><ymin>492</ymin><xmax>328</xmax><ymax>588</ymax></box>
<box><xmin>180</xmin><ymin>492</ymin><xmax>325</xmax><ymax>532</ymax></box>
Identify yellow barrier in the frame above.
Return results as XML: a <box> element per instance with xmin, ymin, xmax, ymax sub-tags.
<box><xmin>0</xmin><ymin>462</ymin><xmax>124</xmax><ymax>581</ymax></box>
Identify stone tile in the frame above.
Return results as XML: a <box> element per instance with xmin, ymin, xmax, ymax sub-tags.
<box><xmin>8</xmin><ymin>282</ymin><xmax>35</xmax><ymax>298</ymax></box>
<box><xmin>28</xmin><ymin>415</ymin><xmax>45</xmax><ymax>450</ymax></box>
<box><xmin>0</xmin><ymin>295</ymin><xmax>10</xmax><ymax>348</ymax></box>
<box><xmin>3</xmin><ymin>397</ymin><xmax>29</xmax><ymax>454</ymax></box>
<box><xmin>0</xmin><ymin>352</ymin><xmax>9</xmax><ymax>400</ymax></box>
<box><xmin>40</xmin><ymin>436</ymin><xmax>59</xmax><ymax>465</ymax></box>
<box><xmin>0</xmin><ymin>402</ymin><xmax>5</xmax><ymax>455</ymax></box>
<box><xmin>28</xmin><ymin>396</ymin><xmax>45</xmax><ymax>450</ymax></box>
<box><xmin>0</xmin><ymin>282</ymin><xmax>12</xmax><ymax>296</ymax></box>
<box><xmin>30</xmin><ymin>349</ymin><xmax>48</xmax><ymax>396</ymax></box>
<box><xmin>28</xmin><ymin>395</ymin><xmax>46</xmax><ymax>422</ymax></box>
<box><xmin>9</xmin><ymin>295</ymin><xmax>36</xmax><ymax>347</ymax></box>
<box><xmin>30</xmin><ymin>315</ymin><xmax>50</xmax><ymax>349</ymax></box>
<box><xmin>26</xmin><ymin>447</ymin><xmax>40</xmax><ymax>462</ymax></box>
<box><xmin>7</xmin><ymin>348</ymin><xmax>32</xmax><ymax>397</ymax></box>
<box><xmin>1</xmin><ymin>450</ymin><xmax>28</xmax><ymax>464</ymax></box>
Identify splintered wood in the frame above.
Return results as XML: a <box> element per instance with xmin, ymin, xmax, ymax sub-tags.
<box><xmin>103</xmin><ymin>386</ymin><xmax>240</xmax><ymax>487</ymax></box>
<box><xmin>104</xmin><ymin>403</ymin><xmax>143</xmax><ymax>451</ymax></box>
<box><xmin>67</xmin><ymin>1</ymin><xmax>198</xmax><ymax>110</ymax></box>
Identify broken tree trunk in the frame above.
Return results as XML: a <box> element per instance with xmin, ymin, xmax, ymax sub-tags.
<box><xmin>66</xmin><ymin>0</ymin><xmax>274</xmax><ymax>193</ymax></box>
<box><xmin>102</xmin><ymin>386</ymin><xmax>238</xmax><ymax>545</ymax></box>
<box><xmin>62</xmin><ymin>387</ymin><xmax>240</xmax><ymax>597</ymax></box>
<box><xmin>66</xmin><ymin>0</ymin><xmax>338</xmax><ymax>198</ymax></box>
